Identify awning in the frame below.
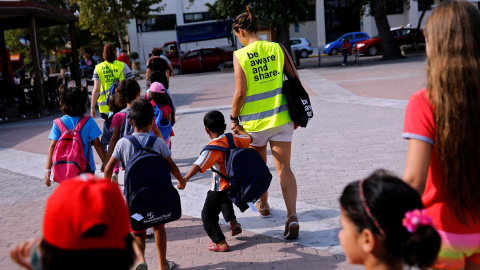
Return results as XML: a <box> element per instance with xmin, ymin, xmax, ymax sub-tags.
<box><xmin>176</xmin><ymin>20</ymin><xmax>233</xmax><ymax>43</ymax></box>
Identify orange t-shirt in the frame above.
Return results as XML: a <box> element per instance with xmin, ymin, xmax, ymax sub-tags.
<box><xmin>194</xmin><ymin>134</ymin><xmax>251</xmax><ymax>191</ymax></box>
<box><xmin>403</xmin><ymin>89</ymin><xmax>480</xmax><ymax>234</ymax></box>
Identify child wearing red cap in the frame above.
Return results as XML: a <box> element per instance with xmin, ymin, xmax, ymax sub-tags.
<box><xmin>9</xmin><ymin>174</ymin><xmax>136</xmax><ymax>270</ymax></box>
<box><xmin>105</xmin><ymin>99</ymin><xmax>183</xmax><ymax>270</ymax></box>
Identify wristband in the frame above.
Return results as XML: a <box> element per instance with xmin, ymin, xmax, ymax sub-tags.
<box><xmin>231</xmin><ymin>119</ymin><xmax>239</xmax><ymax>124</ymax></box>
<box><xmin>230</xmin><ymin>115</ymin><xmax>239</xmax><ymax>121</ymax></box>
<box><xmin>45</xmin><ymin>169</ymin><xmax>51</xmax><ymax>172</ymax></box>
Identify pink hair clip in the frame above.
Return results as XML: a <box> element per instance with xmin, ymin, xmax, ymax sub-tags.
<box><xmin>402</xmin><ymin>209</ymin><xmax>433</xmax><ymax>233</ymax></box>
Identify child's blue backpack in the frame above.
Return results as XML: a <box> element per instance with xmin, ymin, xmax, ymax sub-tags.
<box><xmin>152</xmin><ymin>105</ymin><xmax>172</xmax><ymax>140</ymax></box>
<box><xmin>201</xmin><ymin>133</ymin><xmax>272</xmax><ymax>212</ymax></box>
<box><xmin>123</xmin><ymin>135</ymin><xmax>181</xmax><ymax>231</ymax></box>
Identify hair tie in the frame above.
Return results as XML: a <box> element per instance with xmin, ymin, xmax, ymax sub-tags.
<box><xmin>402</xmin><ymin>209</ymin><xmax>433</xmax><ymax>233</ymax></box>
<box><xmin>359</xmin><ymin>179</ymin><xmax>386</xmax><ymax>237</ymax></box>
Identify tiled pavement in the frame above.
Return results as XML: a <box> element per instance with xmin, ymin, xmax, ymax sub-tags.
<box><xmin>0</xmin><ymin>53</ymin><xmax>427</xmax><ymax>269</ymax></box>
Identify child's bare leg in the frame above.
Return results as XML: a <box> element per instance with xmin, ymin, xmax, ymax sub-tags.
<box><xmin>152</xmin><ymin>225</ymin><xmax>169</xmax><ymax>270</ymax></box>
<box><xmin>133</xmin><ymin>231</ymin><xmax>147</xmax><ymax>264</ymax></box>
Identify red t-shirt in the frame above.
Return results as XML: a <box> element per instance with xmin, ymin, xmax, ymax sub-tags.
<box><xmin>403</xmin><ymin>89</ymin><xmax>480</xmax><ymax>234</ymax></box>
<box><xmin>117</xmin><ymin>55</ymin><xmax>130</xmax><ymax>67</ymax></box>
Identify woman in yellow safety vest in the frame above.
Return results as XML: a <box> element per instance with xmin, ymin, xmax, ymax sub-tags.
<box><xmin>231</xmin><ymin>6</ymin><xmax>301</xmax><ymax>239</ymax></box>
<box><xmin>90</xmin><ymin>44</ymin><xmax>134</xmax><ymax>119</ymax></box>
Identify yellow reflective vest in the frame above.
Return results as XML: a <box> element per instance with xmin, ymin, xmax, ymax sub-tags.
<box><xmin>235</xmin><ymin>41</ymin><xmax>291</xmax><ymax>132</ymax></box>
<box><xmin>95</xmin><ymin>60</ymin><xmax>125</xmax><ymax>114</ymax></box>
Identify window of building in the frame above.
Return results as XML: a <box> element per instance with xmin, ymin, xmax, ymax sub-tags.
<box><xmin>137</xmin><ymin>14</ymin><xmax>177</xmax><ymax>32</ymax></box>
<box><xmin>386</xmin><ymin>0</ymin><xmax>404</xmax><ymax>14</ymax></box>
<box><xmin>184</xmin><ymin>12</ymin><xmax>214</xmax><ymax>23</ymax></box>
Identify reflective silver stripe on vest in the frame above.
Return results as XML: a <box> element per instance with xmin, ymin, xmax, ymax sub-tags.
<box><xmin>98</xmin><ymin>101</ymin><xmax>108</xmax><ymax>106</ymax></box>
<box><xmin>240</xmin><ymin>104</ymin><xmax>288</xmax><ymax>122</ymax></box>
<box><xmin>244</xmin><ymin>87</ymin><xmax>283</xmax><ymax>104</ymax></box>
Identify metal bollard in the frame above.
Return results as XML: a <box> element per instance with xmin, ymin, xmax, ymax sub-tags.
<box><xmin>318</xmin><ymin>48</ymin><xmax>322</xmax><ymax>66</ymax></box>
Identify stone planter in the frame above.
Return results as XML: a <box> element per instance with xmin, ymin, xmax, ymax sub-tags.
<box><xmin>132</xmin><ymin>61</ymin><xmax>140</xmax><ymax>71</ymax></box>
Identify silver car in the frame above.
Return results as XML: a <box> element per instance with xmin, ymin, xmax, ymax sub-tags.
<box><xmin>290</xmin><ymin>38</ymin><xmax>313</xmax><ymax>58</ymax></box>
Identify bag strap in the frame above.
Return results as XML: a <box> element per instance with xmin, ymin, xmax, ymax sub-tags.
<box><xmin>125</xmin><ymin>135</ymin><xmax>142</xmax><ymax>152</ymax></box>
<box><xmin>145</xmin><ymin>135</ymin><xmax>157</xmax><ymax>148</ymax></box>
<box><xmin>75</xmin><ymin>115</ymin><xmax>90</xmax><ymax>132</ymax></box>
<box><xmin>53</xmin><ymin>118</ymin><xmax>67</xmax><ymax>133</ymax></box>
<box><xmin>211</xmin><ymin>167</ymin><xmax>229</xmax><ymax>181</ymax></box>
<box><xmin>225</xmin><ymin>133</ymin><xmax>236</xmax><ymax>149</ymax></box>
<box><xmin>201</xmin><ymin>145</ymin><xmax>228</xmax><ymax>154</ymax></box>
<box><xmin>279</xmin><ymin>44</ymin><xmax>297</xmax><ymax>80</ymax></box>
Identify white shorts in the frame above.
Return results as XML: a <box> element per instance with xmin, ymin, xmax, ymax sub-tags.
<box><xmin>249</xmin><ymin>122</ymin><xmax>294</xmax><ymax>147</ymax></box>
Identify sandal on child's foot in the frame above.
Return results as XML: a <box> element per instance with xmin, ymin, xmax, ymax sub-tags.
<box><xmin>230</xmin><ymin>223</ymin><xmax>242</xmax><ymax>236</ymax></box>
<box><xmin>207</xmin><ymin>242</ymin><xmax>230</xmax><ymax>252</ymax></box>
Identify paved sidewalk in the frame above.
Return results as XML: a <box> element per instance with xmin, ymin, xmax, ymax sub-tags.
<box><xmin>0</xmin><ymin>53</ymin><xmax>427</xmax><ymax>269</ymax></box>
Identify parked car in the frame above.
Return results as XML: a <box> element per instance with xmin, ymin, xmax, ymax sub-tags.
<box><xmin>290</xmin><ymin>38</ymin><xmax>313</xmax><ymax>58</ymax></box>
<box><xmin>323</xmin><ymin>32</ymin><xmax>370</xmax><ymax>55</ymax></box>
<box><xmin>355</xmin><ymin>27</ymin><xmax>425</xmax><ymax>56</ymax></box>
<box><xmin>170</xmin><ymin>47</ymin><xmax>233</xmax><ymax>75</ymax></box>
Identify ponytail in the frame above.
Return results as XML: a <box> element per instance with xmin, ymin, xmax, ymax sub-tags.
<box><xmin>233</xmin><ymin>5</ymin><xmax>258</xmax><ymax>33</ymax></box>
<box><xmin>403</xmin><ymin>226</ymin><xmax>441</xmax><ymax>268</ymax></box>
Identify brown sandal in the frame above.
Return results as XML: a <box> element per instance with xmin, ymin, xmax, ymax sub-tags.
<box><xmin>284</xmin><ymin>214</ymin><xmax>299</xmax><ymax>239</ymax></box>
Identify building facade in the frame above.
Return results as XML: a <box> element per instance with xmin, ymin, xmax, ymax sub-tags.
<box><xmin>128</xmin><ymin>0</ymin><xmax>432</xmax><ymax>68</ymax></box>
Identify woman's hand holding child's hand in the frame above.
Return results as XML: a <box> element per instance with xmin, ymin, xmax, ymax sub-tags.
<box><xmin>177</xmin><ymin>178</ymin><xmax>187</xmax><ymax>190</ymax></box>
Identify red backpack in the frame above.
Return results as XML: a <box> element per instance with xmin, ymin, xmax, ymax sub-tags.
<box><xmin>52</xmin><ymin>116</ymin><xmax>90</xmax><ymax>183</ymax></box>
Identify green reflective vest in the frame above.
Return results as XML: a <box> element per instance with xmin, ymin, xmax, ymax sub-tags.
<box><xmin>235</xmin><ymin>41</ymin><xmax>291</xmax><ymax>132</ymax></box>
<box><xmin>95</xmin><ymin>60</ymin><xmax>125</xmax><ymax>114</ymax></box>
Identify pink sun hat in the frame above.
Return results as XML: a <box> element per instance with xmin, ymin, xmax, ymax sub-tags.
<box><xmin>149</xmin><ymin>82</ymin><xmax>166</xmax><ymax>93</ymax></box>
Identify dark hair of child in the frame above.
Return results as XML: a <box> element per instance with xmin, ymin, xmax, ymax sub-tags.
<box><xmin>340</xmin><ymin>169</ymin><xmax>441</xmax><ymax>268</ymax></box>
<box><xmin>59</xmin><ymin>85</ymin><xmax>87</xmax><ymax>116</ymax></box>
<box><xmin>150</xmin><ymin>92</ymin><xmax>169</xmax><ymax>106</ymax></box>
<box><xmin>117</xmin><ymin>79</ymin><xmax>140</xmax><ymax>104</ymax></box>
<box><xmin>108</xmin><ymin>92</ymin><xmax>126</xmax><ymax>114</ymax></box>
<box><xmin>40</xmin><ymin>233</ymin><xmax>135</xmax><ymax>270</ymax></box>
<box><xmin>203</xmin><ymin>110</ymin><xmax>225</xmax><ymax>134</ymax></box>
<box><xmin>129</xmin><ymin>99</ymin><xmax>154</xmax><ymax>129</ymax></box>
<box><xmin>150</xmin><ymin>71</ymin><xmax>168</xmax><ymax>89</ymax></box>
<box><xmin>103</xmin><ymin>43</ymin><xmax>116</xmax><ymax>63</ymax></box>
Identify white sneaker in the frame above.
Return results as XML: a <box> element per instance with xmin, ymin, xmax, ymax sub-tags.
<box><xmin>111</xmin><ymin>173</ymin><xmax>118</xmax><ymax>183</ymax></box>
<box><xmin>146</xmin><ymin>228</ymin><xmax>154</xmax><ymax>237</ymax></box>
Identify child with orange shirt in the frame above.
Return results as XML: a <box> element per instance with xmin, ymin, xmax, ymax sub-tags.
<box><xmin>178</xmin><ymin>110</ymin><xmax>252</xmax><ymax>252</ymax></box>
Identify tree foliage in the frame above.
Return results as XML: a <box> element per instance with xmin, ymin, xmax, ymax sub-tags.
<box><xmin>70</xmin><ymin>0</ymin><xmax>165</xmax><ymax>48</ymax></box>
<box><xmin>187</xmin><ymin>0</ymin><xmax>311</xmax><ymax>54</ymax></box>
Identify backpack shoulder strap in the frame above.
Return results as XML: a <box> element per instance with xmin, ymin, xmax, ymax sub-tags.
<box><xmin>75</xmin><ymin>116</ymin><xmax>90</xmax><ymax>132</ymax></box>
<box><xmin>125</xmin><ymin>135</ymin><xmax>142</xmax><ymax>152</ymax></box>
<box><xmin>225</xmin><ymin>133</ymin><xmax>236</xmax><ymax>149</ymax></box>
<box><xmin>200</xmin><ymin>145</ymin><xmax>228</xmax><ymax>154</ymax></box>
<box><xmin>53</xmin><ymin>118</ymin><xmax>67</xmax><ymax>133</ymax></box>
<box><xmin>145</xmin><ymin>135</ymin><xmax>157</xmax><ymax>148</ymax></box>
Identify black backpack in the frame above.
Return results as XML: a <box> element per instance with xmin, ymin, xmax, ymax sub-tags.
<box><xmin>123</xmin><ymin>135</ymin><xmax>181</xmax><ymax>231</ymax></box>
<box><xmin>201</xmin><ymin>133</ymin><xmax>272</xmax><ymax>212</ymax></box>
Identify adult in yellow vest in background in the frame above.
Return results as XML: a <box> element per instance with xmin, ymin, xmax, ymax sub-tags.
<box><xmin>231</xmin><ymin>6</ymin><xmax>301</xmax><ymax>240</ymax></box>
<box><xmin>90</xmin><ymin>44</ymin><xmax>134</xmax><ymax>119</ymax></box>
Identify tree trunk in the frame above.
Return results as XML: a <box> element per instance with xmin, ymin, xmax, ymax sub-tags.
<box><xmin>275</xmin><ymin>18</ymin><xmax>292</xmax><ymax>58</ymax></box>
<box><xmin>372</xmin><ymin>0</ymin><xmax>403</xmax><ymax>60</ymax></box>
<box><xmin>415</xmin><ymin>4</ymin><xmax>428</xmax><ymax>49</ymax></box>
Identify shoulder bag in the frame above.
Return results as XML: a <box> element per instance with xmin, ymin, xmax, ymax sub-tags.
<box><xmin>280</xmin><ymin>45</ymin><xmax>313</xmax><ymax>128</ymax></box>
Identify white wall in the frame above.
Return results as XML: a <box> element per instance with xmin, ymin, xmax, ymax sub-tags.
<box><xmin>290</xmin><ymin>21</ymin><xmax>318</xmax><ymax>47</ymax></box>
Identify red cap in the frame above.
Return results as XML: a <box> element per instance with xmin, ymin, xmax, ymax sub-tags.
<box><xmin>43</xmin><ymin>174</ymin><xmax>130</xmax><ymax>250</ymax></box>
